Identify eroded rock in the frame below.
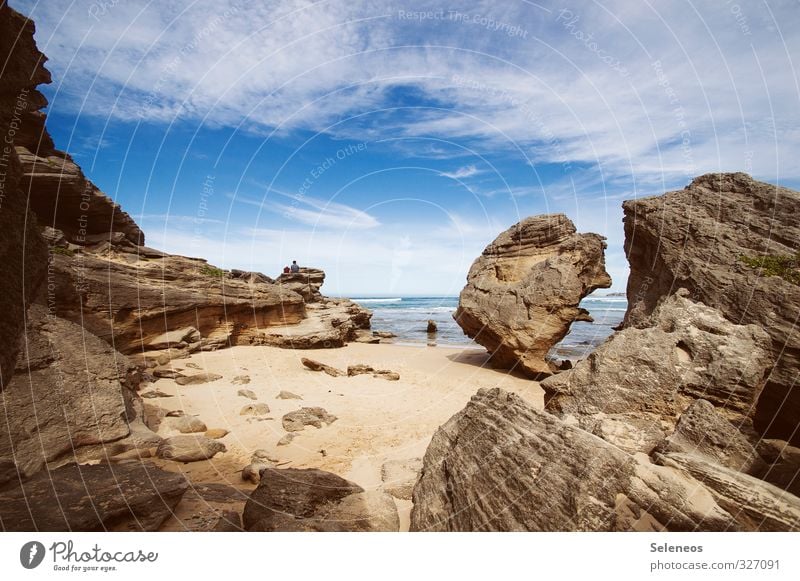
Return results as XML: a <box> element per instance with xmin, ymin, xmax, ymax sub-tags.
<box><xmin>622</xmin><ymin>173</ymin><xmax>800</xmax><ymax>442</ymax></box>
<box><xmin>454</xmin><ymin>214</ymin><xmax>611</xmax><ymax>377</ymax></box>
<box><xmin>282</xmin><ymin>407</ymin><xmax>338</xmax><ymax>432</ymax></box>
<box><xmin>411</xmin><ymin>388</ymin><xmax>738</xmax><ymax>532</ymax></box>
<box><xmin>0</xmin><ymin>463</ymin><xmax>187</xmax><ymax>531</ymax></box>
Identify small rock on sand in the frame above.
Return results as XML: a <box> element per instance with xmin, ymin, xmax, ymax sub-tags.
<box><xmin>238</xmin><ymin>389</ymin><xmax>258</xmax><ymax>400</ymax></box>
<box><xmin>232</xmin><ymin>375</ymin><xmax>251</xmax><ymax>385</ymax></box>
<box><xmin>157</xmin><ymin>435</ymin><xmax>226</xmax><ymax>462</ymax></box>
<box><xmin>301</xmin><ymin>358</ymin><xmax>345</xmax><ymax>377</ymax></box>
<box><xmin>282</xmin><ymin>407</ymin><xmax>338</xmax><ymax>432</ymax></box>
<box><xmin>240</xmin><ymin>403</ymin><xmax>271</xmax><ymax>416</ymax></box>
<box><xmin>170</xmin><ymin>415</ymin><xmax>208</xmax><ymax>434</ymax></box>
<box><xmin>141</xmin><ymin>389</ymin><xmax>173</xmax><ymax>398</ymax></box>
<box><xmin>276</xmin><ymin>390</ymin><xmax>302</xmax><ymax>400</ymax></box>
<box><xmin>175</xmin><ymin>373</ymin><xmax>223</xmax><ymax>386</ymax></box>
<box><xmin>205</xmin><ymin>428</ymin><xmax>229</xmax><ymax>439</ymax></box>
<box><xmin>242</xmin><ymin>463</ymin><xmax>269</xmax><ymax>484</ymax></box>
<box><xmin>277</xmin><ymin>433</ymin><xmax>296</xmax><ymax>446</ymax></box>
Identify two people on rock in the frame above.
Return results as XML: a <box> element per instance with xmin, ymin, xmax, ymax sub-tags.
<box><xmin>283</xmin><ymin>260</ymin><xmax>300</xmax><ymax>274</ymax></box>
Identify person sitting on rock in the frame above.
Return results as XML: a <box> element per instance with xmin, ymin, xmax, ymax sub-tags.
<box><xmin>283</xmin><ymin>265</ymin><xmax>291</xmax><ymax>274</ymax></box>
<box><xmin>290</xmin><ymin>260</ymin><xmax>300</xmax><ymax>273</ymax></box>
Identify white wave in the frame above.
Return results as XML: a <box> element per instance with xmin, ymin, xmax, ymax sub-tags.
<box><xmin>352</xmin><ymin>298</ymin><xmax>403</xmax><ymax>303</ymax></box>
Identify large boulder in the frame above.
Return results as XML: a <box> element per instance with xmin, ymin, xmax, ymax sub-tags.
<box><xmin>411</xmin><ymin>388</ymin><xmax>800</xmax><ymax>531</ymax></box>
<box><xmin>622</xmin><ymin>173</ymin><xmax>800</xmax><ymax>442</ymax></box>
<box><xmin>0</xmin><ymin>305</ymin><xmax>142</xmax><ymax>478</ymax></box>
<box><xmin>454</xmin><ymin>214</ymin><xmax>611</xmax><ymax>377</ymax></box>
<box><xmin>242</xmin><ymin>467</ymin><xmax>398</xmax><ymax>531</ymax></box>
<box><xmin>541</xmin><ymin>291</ymin><xmax>773</xmax><ymax>453</ymax></box>
<box><xmin>411</xmin><ymin>388</ymin><xmax>739</xmax><ymax>531</ymax></box>
<box><xmin>0</xmin><ymin>462</ymin><xmax>188</xmax><ymax>531</ymax></box>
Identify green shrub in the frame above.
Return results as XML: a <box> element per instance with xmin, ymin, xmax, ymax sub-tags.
<box><xmin>51</xmin><ymin>246</ymin><xmax>74</xmax><ymax>257</ymax></box>
<box><xmin>199</xmin><ymin>265</ymin><xmax>226</xmax><ymax>277</ymax></box>
<box><xmin>740</xmin><ymin>251</ymin><xmax>800</xmax><ymax>285</ymax></box>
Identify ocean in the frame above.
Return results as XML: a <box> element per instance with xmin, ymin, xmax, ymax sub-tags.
<box><xmin>351</xmin><ymin>294</ymin><xmax>627</xmax><ymax>361</ymax></box>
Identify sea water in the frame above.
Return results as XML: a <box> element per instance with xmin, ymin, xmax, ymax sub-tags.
<box><xmin>350</xmin><ymin>294</ymin><xmax>627</xmax><ymax>361</ymax></box>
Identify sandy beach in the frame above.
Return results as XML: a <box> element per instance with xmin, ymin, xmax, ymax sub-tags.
<box><xmin>145</xmin><ymin>343</ymin><xmax>542</xmax><ymax>531</ymax></box>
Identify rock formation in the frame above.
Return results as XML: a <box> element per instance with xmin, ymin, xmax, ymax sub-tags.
<box><xmin>0</xmin><ymin>304</ymin><xmax>146</xmax><ymax>478</ymax></box>
<box><xmin>542</xmin><ymin>291</ymin><xmax>772</xmax><ymax>454</ymax></box>
<box><xmin>0</xmin><ymin>4</ymin><xmax>49</xmax><ymax>390</ymax></box>
<box><xmin>622</xmin><ymin>173</ymin><xmax>800</xmax><ymax>442</ymax></box>
<box><xmin>276</xmin><ymin>267</ymin><xmax>325</xmax><ymax>301</ymax></box>
<box><xmin>0</xmin><ymin>462</ymin><xmax>188</xmax><ymax>531</ymax></box>
<box><xmin>410</xmin><ymin>388</ymin><xmax>800</xmax><ymax>531</ymax></box>
<box><xmin>454</xmin><ymin>213</ymin><xmax>611</xmax><ymax>377</ymax></box>
<box><xmin>242</xmin><ymin>467</ymin><xmax>399</xmax><ymax>531</ymax></box>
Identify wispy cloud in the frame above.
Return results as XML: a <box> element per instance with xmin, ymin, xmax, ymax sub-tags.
<box><xmin>20</xmin><ymin>0</ymin><xmax>800</xmax><ymax>184</ymax></box>
<box><xmin>439</xmin><ymin>164</ymin><xmax>480</xmax><ymax>179</ymax></box>
<box><xmin>229</xmin><ymin>190</ymin><xmax>380</xmax><ymax>230</ymax></box>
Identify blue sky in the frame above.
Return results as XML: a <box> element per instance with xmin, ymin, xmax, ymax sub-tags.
<box><xmin>17</xmin><ymin>0</ymin><xmax>800</xmax><ymax>295</ymax></box>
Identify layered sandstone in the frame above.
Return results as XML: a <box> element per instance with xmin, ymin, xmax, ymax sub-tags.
<box><xmin>623</xmin><ymin>173</ymin><xmax>800</xmax><ymax>442</ymax></box>
<box><xmin>0</xmin><ymin>4</ymin><xmax>49</xmax><ymax>389</ymax></box>
<box><xmin>454</xmin><ymin>214</ymin><xmax>611</xmax><ymax>377</ymax></box>
<box><xmin>410</xmin><ymin>388</ymin><xmax>800</xmax><ymax>531</ymax></box>
<box><xmin>542</xmin><ymin>291</ymin><xmax>773</xmax><ymax>454</ymax></box>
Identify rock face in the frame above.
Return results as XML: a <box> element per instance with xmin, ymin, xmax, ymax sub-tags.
<box><xmin>622</xmin><ymin>173</ymin><xmax>800</xmax><ymax>442</ymax></box>
<box><xmin>242</xmin><ymin>467</ymin><xmax>398</xmax><ymax>531</ymax></box>
<box><xmin>0</xmin><ymin>4</ymin><xmax>49</xmax><ymax>389</ymax></box>
<box><xmin>653</xmin><ymin>399</ymin><xmax>765</xmax><ymax>474</ymax></box>
<box><xmin>0</xmin><ymin>305</ymin><xmax>143</xmax><ymax>478</ymax></box>
<box><xmin>276</xmin><ymin>268</ymin><xmax>326</xmax><ymax>302</ymax></box>
<box><xmin>454</xmin><ymin>214</ymin><xmax>611</xmax><ymax>377</ymax></box>
<box><xmin>50</xmin><ymin>248</ymin><xmax>306</xmax><ymax>358</ymax></box>
<box><xmin>541</xmin><ymin>291</ymin><xmax>772</xmax><ymax>454</ymax></box>
<box><xmin>410</xmin><ymin>388</ymin><xmax>800</xmax><ymax>531</ymax></box>
<box><xmin>0</xmin><ymin>462</ymin><xmax>188</xmax><ymax>531</ymax></box>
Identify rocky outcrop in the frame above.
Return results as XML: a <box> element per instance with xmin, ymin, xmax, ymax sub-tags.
<box><xmin>16</xmin><ymin>148</ymin><xmax>144</xmax><ymax>245</ymax></box>
<box><xmin>0</xmin><ymin>462</ymin><xmax>188</xmax><ymax>531</ymax></box>
<box><xmin>276</xmin><ymin>267</ymin><xmax>325</xmax><ymax>302</ymax></box>
<box><xmin>410</xmin><ymin>388</ymin><xmax>800</xmax><ymax>531</ymax></box>
<box><xmin>622</xmin><ymin>173</ymin><xmax>800</xmax><ymax>442</ymax></box>
<box><xmin>541</xmin><ymin>291</ymin><xmax>772</xmax><ymax>453</ymax></box>
<box><xmin>49</xmin><ymin>246</ymin><xmax>306</xmax><ymax>359</ymax></box>
<box><xmin>454</xmin><ymin>214</ymin><xmax>611</xmax><ymax>377</ymax></box>
<box><xmin>0</xmin><ymin>304</ymin><xmax>146</xmax><ymax>478</ymax></box>
<box><xmin>0</xmin><ymin>4</ymin><xmax>49</xmax><ymax>389</ymax></box>
<box><xmin>242</xmin><ymin>467</ymin><xmax>399</xmax><ymax>531</ymax></box>
<box><xmin>255</xmin><ymin>298</ymin><xmax>371</xmax><ymax>349</ymax></box>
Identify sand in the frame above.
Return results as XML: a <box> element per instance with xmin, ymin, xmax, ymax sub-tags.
<box><xmin>147</xmin><ymin>343</ymin><xmax>543</xmax><ymax>531</ymax></box>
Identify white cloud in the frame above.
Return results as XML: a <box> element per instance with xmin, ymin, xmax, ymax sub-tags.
<box><xmin>228</xmin><ymin>190</ymin><xmax>380</xmax><ymax>230</ymax></box>
<box><xmin>20</xmin><ymin>0</ymin><xmax>799</xmax><ymax>186</ymax></box>
<box><xmin>439</xmin><ymin>164</ymin><xmax>480</xmax><ymax>179</ymax></box>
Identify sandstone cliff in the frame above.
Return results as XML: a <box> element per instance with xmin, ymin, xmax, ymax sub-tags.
<box><xmin>0</xmin><ymin>2</ymin><xmax>369</xmax><ymax>530</ymax></box>
<box><xmin>454</xmin><ymin>213</ymin><xmax>611</xmax><ymax>377</ymax></box>
<box><xmin>0</xmin><ymin>3</ymin><xmax>48</xmax><ymax>389</ymax></box>
<box><xmin>623</xmin><ymin>173</ymin><xmax>800</xmax><ymax>442</ymax></box>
